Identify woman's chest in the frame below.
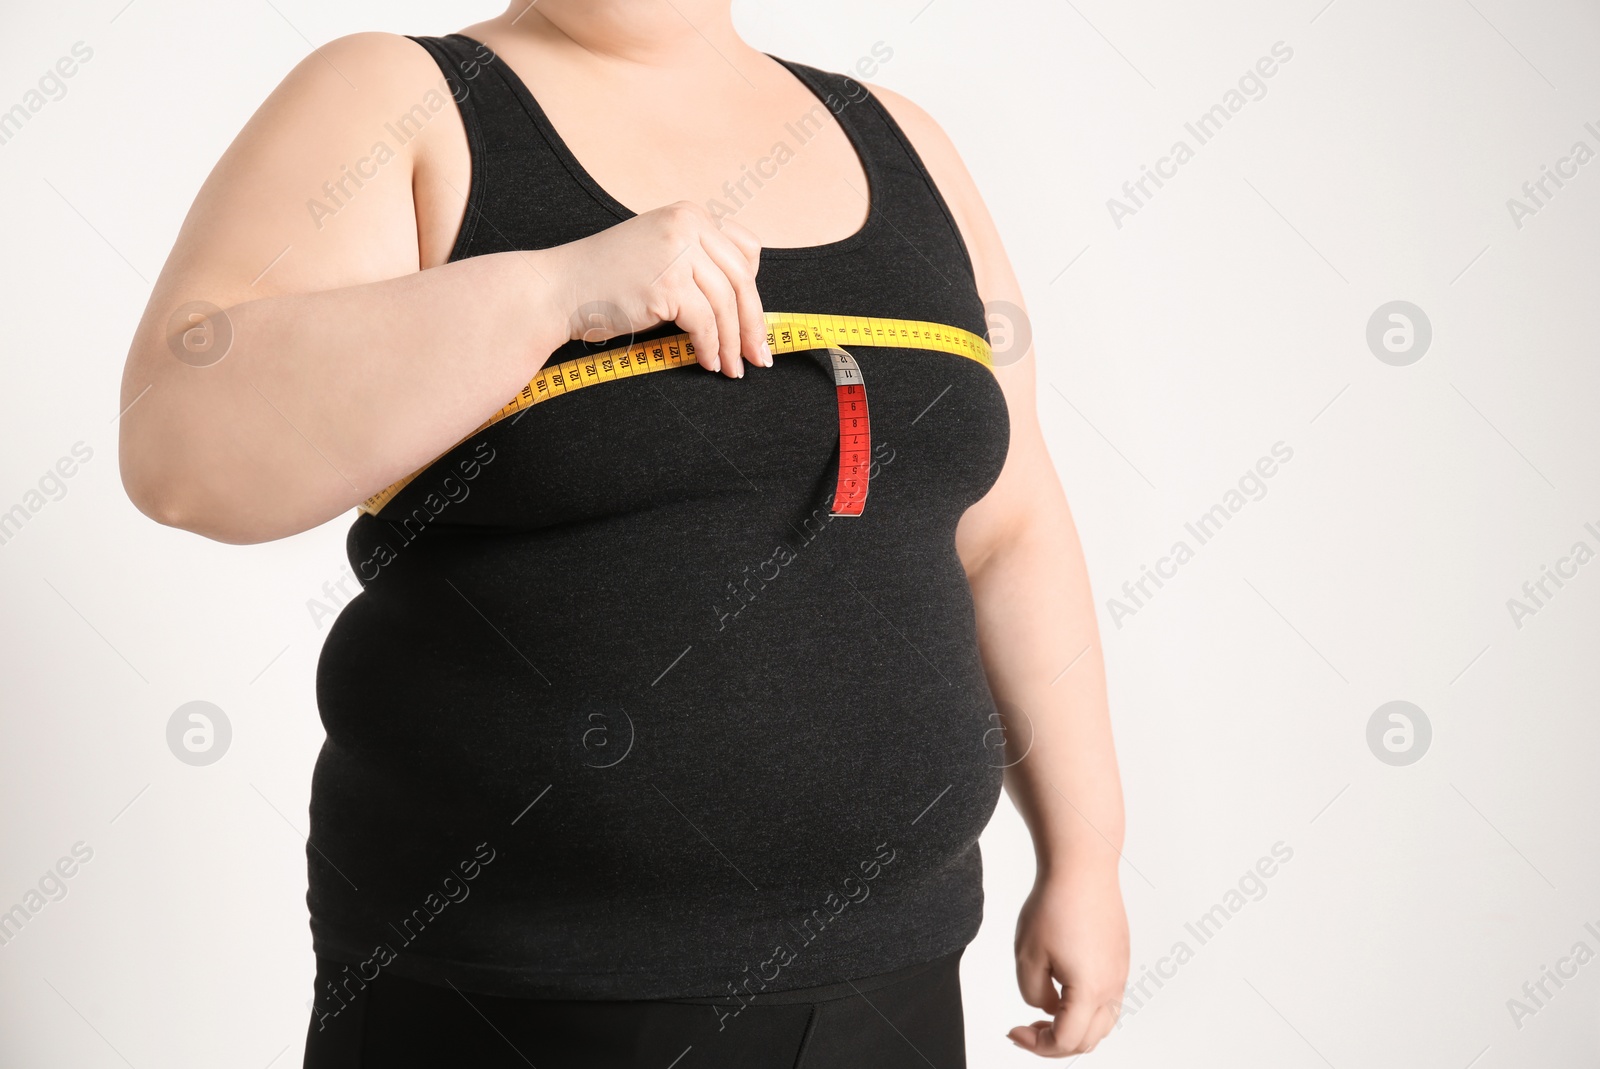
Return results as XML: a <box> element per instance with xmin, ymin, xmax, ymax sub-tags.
<box><xmin>368</xmin><ymin>332</ymin><xmax>1008</xmax><ymax>537</ymax></box>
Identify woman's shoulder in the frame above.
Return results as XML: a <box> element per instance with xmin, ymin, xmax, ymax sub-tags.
<box><xmin>276</xmin><ymin>31</ymin><xmax>453</xmax><ymax>103</ymax></box>
<box><xmin>154</xmin><ymin>31</ymin><xmax>466</xmax><ymax>309</ymax></box>
<box><xmin>235</xmin><ymin>32</ymin><xmax>463</xmax><ymax>173</ymax></box>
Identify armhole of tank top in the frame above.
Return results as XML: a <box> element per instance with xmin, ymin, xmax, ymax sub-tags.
<box><xmin>404</xmin><ymin>34</ymin><xmax>487</xmax><ymax>264</ymax></box>
<box><xmin>858</xmin><ymin>87</ymin><xmax>980</xmax><ymax>287</ymax></box>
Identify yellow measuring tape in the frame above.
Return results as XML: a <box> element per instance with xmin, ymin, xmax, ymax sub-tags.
<box><xmin>360</xmin><ymin>312</ymin><xmax>994</xmax><ymax>516</ymax></box>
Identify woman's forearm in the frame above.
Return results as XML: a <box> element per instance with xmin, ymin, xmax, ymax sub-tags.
<box><xmin>119</xmin><ymin>249</ymin><xmax>570</xmax><ymax>544</ymax></box>
<box><xmin>969</xmin><ymin>487</ymin><xmax>1124</xmax><ymax>881</ymax></box>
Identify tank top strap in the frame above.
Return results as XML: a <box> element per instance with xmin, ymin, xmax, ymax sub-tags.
<box><xmin>767</xmin><ymin>56</ymin><xmax>979</xmax><ymax>286</ymax></box>
<box><xmin>405</xmin><ymin>34</ymin><xmax>626</xmax><ymax>256</ymax></box>
<box><xmin>404</xmin><ymin>34</ymin><xmax>504</xmax><ymax>258</ymax></box>
<box><xmin>405</xmin><ymin>34</ymin><xmax>523</xmax><ymax>136</ymax></box>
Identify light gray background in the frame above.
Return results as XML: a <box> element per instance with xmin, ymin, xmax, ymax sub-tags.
<box><xmin>2</xmin><ymin>0</ymin><xmax>1597</xmax><ymax>1066</ymax></box>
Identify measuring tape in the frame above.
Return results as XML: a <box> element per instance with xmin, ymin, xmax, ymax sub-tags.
<box><xmin>360</xmin><ymin>312</ymin><xmax>994</xmax><ymax>517</ymax></box>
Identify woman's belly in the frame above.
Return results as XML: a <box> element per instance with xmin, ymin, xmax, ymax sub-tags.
<box><xmin>315</xmin><ymin>492</ymin><xmax>1003</xmax><ymax>879</ymax></box>
<box><xmin>308</xmin><ymin>342</ymin><xmax>1010</xmax><ymax>992</ymax></box>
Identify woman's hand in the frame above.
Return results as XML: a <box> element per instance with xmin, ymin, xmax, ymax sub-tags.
<box><xmin>544</xmin><ymin>201</ymin><xmax>772</xmax><ymax>378</ymax></box>
<box><xmin>1008</xmin><ymin>866</ymin><xmax>1129</xmax><ymax>1057</ymax></box>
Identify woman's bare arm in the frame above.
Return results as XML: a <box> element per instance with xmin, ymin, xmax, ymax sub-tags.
<box><xmin>118</xmin><ymin>33</ymin><xmax>571</xmax><ymax>543</ymax></box>
<box><xmin>868</xmin><ymin>82</ymin><xmax>1130</xmax><ymax>1057</ymax></box>
<box><xmin>120</xmin><ymin>32</ymin><xmax>769</xmax><ymax>545</ymax></box>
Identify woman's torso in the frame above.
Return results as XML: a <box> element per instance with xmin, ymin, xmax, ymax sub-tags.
<box><xmin>308</xmin><ymin>30</ymin><xmax>1011</xmax><ymax>1002</ymax></box>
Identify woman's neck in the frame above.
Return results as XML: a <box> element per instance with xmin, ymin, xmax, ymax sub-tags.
<box><xmin>492</xmin><ymin>0</ymin><xmax>748</xmax><ymax>71</ymax></box>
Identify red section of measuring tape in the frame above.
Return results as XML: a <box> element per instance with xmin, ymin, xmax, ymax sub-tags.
<box><xmin>827</xmin><ymin>350</ymin><xmax>869</xmax><ymax>517</ymax></box>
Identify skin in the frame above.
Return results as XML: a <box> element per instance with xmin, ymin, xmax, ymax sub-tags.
<box><xmin>117</xmin><ymin>0</ymin><xmax>1128</xmax><ymax>1055</ymax></box>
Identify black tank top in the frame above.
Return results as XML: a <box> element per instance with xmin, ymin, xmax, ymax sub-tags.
<box><xmin>309</xmin><ymin>32</ymin><xmax>1011</xmax><ymax>1001</ymax></box>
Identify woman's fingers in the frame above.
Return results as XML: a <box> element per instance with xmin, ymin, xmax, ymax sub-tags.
<box><xmin>689</xmin><ymin>256</ymin><xmax>745</xmax><ymax>377</ymax></box>
<box><xmin>663</xmin><ymin>267</ymin><xmax>721</xmax><ymax>374</ymax></box>
<box><xmin>1080</xmin><ymin>1004</ymin><xmax>1119</xmax><ymax>1052</ymax></box>
<box><xmin>1042</xmin><ymin>991</ymin><xmax>1098</xmax><ymax>1057</ymax></box>
<box><xmin>1005</xmin><ymin>1020</ymin><xmax>1045</xmax><ymax>1051</ymax></box>
<box><xmin>561</xmin><ymin>201</ymin><xmax>768</xmax><ymax>378</ymax></box>
<box><xmin>713</xmin><ymin>214</ymin><xmax>763</xmax><ymax>278</ymax></box>
<box><xmin>1007</xmin><ymin>955</ymin><xmax>1062</xmax><ymax>1055</ymax></box>
<box><xmin>1008</xmin><ymin>997</ymin><xmax>1119</xmax><ymax>1057</ymax></box>
<box><xmin>698</xmin><ymin>229</ymin><xmax>769</xmax><ymax>369</ymax></box>
<box><xmin>1014</xmin><ymin>953</ymin><xmax>1062</xmax><ymax>1015</ymax></box>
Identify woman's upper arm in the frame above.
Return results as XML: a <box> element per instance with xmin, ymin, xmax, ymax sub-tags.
<box><xmin>123</xmin><ymin>32</ymin><xmax>453</xmax><ymax>391</ymax></box>
<box><xmin>865</xmin><ymin>82</ymin><xmax>1059</xmax><ymax>574</ymax></box>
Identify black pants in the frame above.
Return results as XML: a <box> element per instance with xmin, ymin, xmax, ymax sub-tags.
<box><xmin>303</xmin><ymin>948</ymin><xmax>966</xmax><ymax>1068</ymax></box>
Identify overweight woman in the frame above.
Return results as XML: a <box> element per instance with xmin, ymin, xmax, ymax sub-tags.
<box><xmin>117</xmin><ymin>3</ymin><xmax>1128</xmax><ymax>1065</ymax></box>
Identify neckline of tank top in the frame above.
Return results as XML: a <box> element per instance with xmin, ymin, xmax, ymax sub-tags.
<box><xmin>447</xmin><ymin>33</ymin><xmax>886</xmax><ymax>261</ymax></box>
